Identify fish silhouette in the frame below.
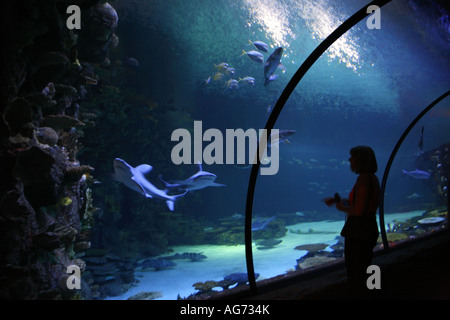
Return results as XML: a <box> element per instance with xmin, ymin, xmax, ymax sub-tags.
<box><xmin>159</xmin><ymin>162</ymin><xmax>226</xmax><ymax>192</ymax></box>
<box><xmin>112</xmin><ymin>158</ymin><xmax>186</xmax><ymax>211</ymax></box>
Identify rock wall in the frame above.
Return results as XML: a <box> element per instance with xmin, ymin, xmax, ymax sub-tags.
<box><xmin>0</xmin><ymin>0</ymin><xmax>119</xmax><ymax>299</ymax></box>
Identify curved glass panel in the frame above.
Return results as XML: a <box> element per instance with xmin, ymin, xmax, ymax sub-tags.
<box><xmin>250</xmin><ymin>0</ymin><xmax>450</xmax><ymax>286</ymax></box>
<box><xmin>383</xmin><ymin>98</ymin><xmax>449</xmax><ymax>246</ymax></box>
<box><xmin>68</xmin><ymin>0</ymin><xmax>449</xmax><ymax>300</ymax></box>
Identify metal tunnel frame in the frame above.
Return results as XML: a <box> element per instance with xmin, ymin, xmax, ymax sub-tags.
<box><xmin>379</xmin><ymin>90</ymin><xmax>450</xmax><ymax>249</ymax></box>
<box><xmin>244</xmin><ymin>0</ymin><xmax>392</xmax><ymax>294</ymax></box>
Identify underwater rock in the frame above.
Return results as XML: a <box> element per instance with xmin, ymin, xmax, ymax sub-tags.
<box><xmin>74</xmin><ymin>241</ymin><xmax>91</xmax><ymax>252</ymax></box>
<box><xmin>32</xmin><ymin>232</ymin><xmax>61</xmax><ymax>250</ymax></box>
<box><xmin>382</xmin><ymin>232</ymin><xmax>409</xmax><ymax>243</ymax></box>
<box><xmin>296</xmin><ymin>255</ymin><xmax>337</xmax><ymax>270</ymax></box>
<box><xmin>13</xmin><ymin>145</ymin><xmax>64</xmax><ymax>207</ymax></box>
<box><xmin>36</xmin><ymin>127</ymin><xmax>59</xmax><ymax>146</ymax></box>
<box><xmin>55</xmin><ymin>225</ymin><xmax>78</xmax><ymax>245</ymax></box>
<box><xmin>161</xmin><ymin>252</ymin><xmax>207</xmax><ymax>262</ymax></box>
<box><xmin>71</xmin><ymin>258</ymin><xmax>86</xmax><ymax>272</ymax></box>
<box><xmin>127</xmin><ymin>291</ymin><xmax>163</xmax><ymax>300</ymax></box>
<box><xmin>92</xmin><ymin>2</ymin><xmax>119</xmax><ymax>31</ymax></box>
<box><xmin>8</xmin><ymin>132</ymin><xmax>33</xmax><ymax>145</ymax></box>
<box><xmin>53</xmin><ymin>84</ymin><xmax>77</xmax><ymax>98</ymax></box>
<box><xmin>35</xmin><ymin>52</ymin><xmax>69</xmax><ymax>68</ymax></box>
<box><xmin>256</xmin><ymin>239</ymin><xmax>282</xmax><ymax>250</ymax></box>
<box><xmin>136</xmin><ymin>258</ymin><xmax>176</xmax><ymax>271</ymax></box>
<box><xmin>193</xmin><ymin>280</ymin><xmax>221</xmax><ymax>293</ymax></box>
<box><xmin>417</xmin><ymin>217</ymin><xmax>446</xmax><ymax>225</ymax></box>
<box><xmin>4</xmin><ymin>98</ymin><xmax>33</xmax><ymax>135</ymax></box>
<box><xmin>83</xmin><ymin>257</ymin><xmax>108</xmax><ymax>265</ymax></box>
<box><xmin>222</xmin><ymin>272</ymin><xmax>260</xmax><ymax>287</ymax></box>
<box><xmin>64</xmin><ymin>164</ymin><xmax>94</xmax><ymax>182</ymax></box>
<box><xmin>42</xmin><ymin>115</ymin><xmax>85</xmax><ymax>131</ymax></box>
<box><xmin>294</xmin><ymin>243</ymin><xmax>329</xmax><ymax>252</ymax></box>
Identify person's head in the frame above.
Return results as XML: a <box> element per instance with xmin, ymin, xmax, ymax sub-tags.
<box><xmin>348</xmin><ymin>146</ymin><xmax>377</xmax><ymax>174</ymax></box>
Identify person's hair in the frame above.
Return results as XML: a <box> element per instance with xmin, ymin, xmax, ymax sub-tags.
<box><xmin>350</xmin><ymin>146</ymin><xmax>378</xmax><ymax>173</ymax></box>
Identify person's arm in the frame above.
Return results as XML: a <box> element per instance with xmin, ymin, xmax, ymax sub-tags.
<box><xmin>336</xmin><ymin>175</ymin><xmax>370</xmax><ymax>216</ymax></box>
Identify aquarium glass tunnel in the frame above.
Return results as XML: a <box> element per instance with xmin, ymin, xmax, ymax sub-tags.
<box><xmin>2</xmin><ymin>0</ymin><xmax>448</xmax><ymax>300</ymax></box>
<box><xmin>81</xmin><ymin>0</ymin><xmax>447</xmax><ymax>300</ymax></box>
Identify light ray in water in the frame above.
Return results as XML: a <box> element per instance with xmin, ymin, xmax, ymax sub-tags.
<box><xmin>242</xmin><ymin>0</ymin><xmax>362</xmax><ymax>72</ymax></box>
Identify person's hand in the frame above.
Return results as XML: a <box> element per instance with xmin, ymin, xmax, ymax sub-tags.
<box><xmin>322</xmin><ymin>197</ymin><xmax>335</xmax><ymax>207</ymax></box>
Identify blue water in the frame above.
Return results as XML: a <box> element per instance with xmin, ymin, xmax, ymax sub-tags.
<box><xmin>82</xmin><ymin>0</ymin><xmax>449</xmax><ymax>299</ymax></box>
<box><xmin>114</xmin><ymin>0</ymin><xmax>449</xmax><ymax>216</ymax></box>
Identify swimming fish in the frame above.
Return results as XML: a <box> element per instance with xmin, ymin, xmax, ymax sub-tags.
<box><xmin>251</xmin><ymin>216</ymin><xmax>276</xmax><ymax>231</ymax></box>
<box><xmin>269</xmin><ymin>129</ymin><xmax>296</xmax><ymax>147</ymax></box>
<box><xmin>215</xmin><ymin>62</ymin><xmax>229</xmax><ymax>72</ymax></box>
<box><xmin>225</xmin><ymin>79</ymin><xmax>239</xmax><ymax>90</ymax></box>
<box><xmin>241</xmin><ymin>49</ymin><xmax>264</xmax><ymax>63</ymax></box>
<box><xmin>249</xmin><ymin>40</ymin><xmax>269</xmax><ymax>52</ymax></box>
<box><xmin>159</xmin><ymin>162</ymin><xmax>226</xmax><ymax>192</ymax></box>
<box><xmin>212</xmin><ymin>72</ymin><xmax>224</xmax><ymax>81</ymax></box>
<box><xmin>238</xmin><ymin>76</ymin><xmax>255</xmax><ymax>86</ymax></box>
<box><xmin>264</xmin><ymin>47</ymin><xmax>283</xmax><ymax>86</ymax></box>
<box><xmin>406</xmin><ymin>193</ymin><xmax>422</xmax><ymax>199</ymax></box>
<box><xmin>224</xmin><ymin>67</ymin><xmax>235</xmax><ymax>76</ymax></box>
<box><xmin>112</xmin><ymin>158</ymin><xmax>187</xmax><ymax>211</ymax></box>
<box><xmin>402</xmin><ymin>168</ymin><xmax>431</xmax><ymax>180</ymax></box>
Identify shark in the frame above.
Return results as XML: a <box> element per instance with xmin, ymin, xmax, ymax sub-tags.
<box><xmin>269</xmin><ymin>129</ymin><xmax>296</xmax><ymax>147</ymax></box>
<box><xmin>264</xmin><ymin>47</ymin><xmax>283</xmax><ymax>86</ymax></box>
<box><xmin>402</xmin><ymin>168</ymin><xmax>431</xmax><ymax>180</ymax></box>
<box><xmin>159</xmin><ymin>162</ymin><xmax>226</xmax><ymax>192</ymax></box>
<box><xmin>251</xmin><ymin>216</ymin><xmax>277</xmax><ymax>231</ymax></box>
<box><xmin>112</xmin><ymin>158</ymin><xmax>186</xmax><ymax>211</ymax></box>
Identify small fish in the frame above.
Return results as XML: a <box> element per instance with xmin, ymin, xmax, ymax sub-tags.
<box><xmin>402</xmin><ymin>169</ymin><xmax>431</xmax><ymax>179</ymax></box>
<box><xmin>406</xmin><ymin>193</ymin><xmax>422</xmax><ymax>199</ymax></box>
<box><xmin>241</xmin><ymin>49</ymin><xmax>264</xmax><ymax>63</ymax></box>
<box><xmin>224</xmin><ymin>67</ymin><xmax>235</xmax><ymax>76</ymax></box>
<box><xmin>249</xmin><ymin>40</ymin><xmax>269</xmax><ymax>52</ymax></box>
<box><xmin>212</xmin><ymin>72</ymin><xmax>224</xmax><ymax>81</ymax></box>
<box><xmin>59</xmin><ymin>197</ymin><xmax>72</xmax><ymax>206</ymax></box>
<box><xmin>204</xmin><ymin>76</ymin><xmax>211</xmax><ymax>86</ymax></box>
<box><xmin>264</xmin><ymin>47</ymin><xmax>283</xmax><ymax>86</ymax></box>
<box><xmin>225</xmin><ymin>79</ymin><xmax>239</xmax><ymax>90</ymax></box>
<box><xmin>238</xmin><ymin>76</ymin><xmax>255</xmax><ymax>86</ymax></box>
<box><xmin>215</xmin><ymin>62</ymin><xmax>229</xmax><ymax>72</ymax></box>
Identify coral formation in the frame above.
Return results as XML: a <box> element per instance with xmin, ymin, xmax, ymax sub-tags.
<box><xmin>0</xmin><ymin>0</ymin><xmax>121</xmax><ymax>299</ymax></box>
<box><xmin>127</xmin><ymin>291</ymin><xmax>163</xmax><ymax>300</ymax></box>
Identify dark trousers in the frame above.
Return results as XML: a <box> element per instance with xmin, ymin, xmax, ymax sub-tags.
<box><xmin>344</xmin><ymin>238</ymin><xmax>374</xmax><ymax>297</ymax></box>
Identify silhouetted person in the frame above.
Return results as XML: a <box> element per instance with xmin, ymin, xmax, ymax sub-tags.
<box><xmin>324</xmin><ymin>146</ymin><xmax>380</xmax><ymax>297</ymax></box>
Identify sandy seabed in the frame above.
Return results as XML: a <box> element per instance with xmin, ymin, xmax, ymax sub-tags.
<box><xmin>106</xmin><ymin>210</ymin><xmax>423</xmax><ymax>300</ymax></box>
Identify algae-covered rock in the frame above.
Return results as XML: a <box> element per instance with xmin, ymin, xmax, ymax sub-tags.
<box><xmin>294</xmin><ymin>243</ymin><xmax>329</xmax><ymax>252</ymax></box>
<box><xmin>127</xmin><ymin>291</ymin><xmax>163</xmax><ymax>300</ymax></box>
<box><xmin>297</xmin><ymin>256</ymin><xmax>337</xmax><ymax>270</ymax></box>
<box><xmin>42</xmin><ymin>115</ymin><xmax>85</xmax><ymax>131</ymax></box>
<box><xmin>36</xmin><ymin>127</ymin><xmax>59</xmax><ymax>146</ymax></box>
<box><xmin>382</xmin><ymin>232</ymin><xmax>409</xmax><ymax>242</ymax></box>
